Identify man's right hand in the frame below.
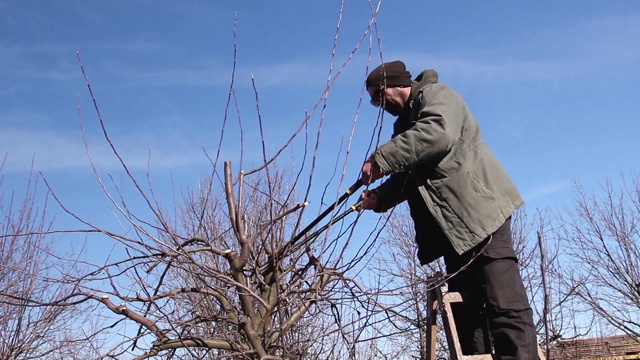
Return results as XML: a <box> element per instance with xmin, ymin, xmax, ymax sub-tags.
<box><xmin>359</xmin><ymin>190</ymin><xmax>379</xmax><ymax>211</ymax></box>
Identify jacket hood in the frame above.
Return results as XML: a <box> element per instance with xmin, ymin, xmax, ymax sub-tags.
<box><xmin>410</xmin><ymin>69</ymin><xmax>439</xmax><ymax>99</ymax></box>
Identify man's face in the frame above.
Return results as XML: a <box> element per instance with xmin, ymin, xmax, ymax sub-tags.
<box><xmin>368</xmin><ymin>85</ymin><xmax>385</xmax><ymax>107</ymax></box>
<box><xmin>368</xmin><ymin>85</ymin><xmax>405</xmax><ymax>116</ymax></box>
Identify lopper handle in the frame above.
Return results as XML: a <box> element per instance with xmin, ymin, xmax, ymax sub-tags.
<box><xmin>289</xmin><ymin>179</ymin><xmax>364</xmax><ymax>247</ymax></box>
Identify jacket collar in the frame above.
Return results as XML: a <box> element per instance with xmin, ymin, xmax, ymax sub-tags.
<box><xmin>409</xmin><ymin>69</ymin><xmax>439</xmax><ymax>106</ymax></box>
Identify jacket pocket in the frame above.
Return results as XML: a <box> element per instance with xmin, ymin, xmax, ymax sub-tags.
<box><xmin>466</xmin><ymin>171</ymin><xmax>496</xmax><ymax>201</ymax></box>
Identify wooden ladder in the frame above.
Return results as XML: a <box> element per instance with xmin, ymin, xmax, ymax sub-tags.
<box><xmin>425</xmin><ymin>275</ymin><xmax>546</xmax><ymax>360</ymax></box>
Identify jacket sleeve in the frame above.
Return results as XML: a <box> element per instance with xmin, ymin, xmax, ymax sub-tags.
<box><xmin>371</xmin><ymin>172</ymin><xmax>410</xmax><ymax>213</ymax></box>
<box><xmin>372</xmin><ymin>84</ymin><xmax>465</xmax><ymax>175</ymax></box>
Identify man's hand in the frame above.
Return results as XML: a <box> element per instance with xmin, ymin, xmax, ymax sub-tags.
<box><xmin>361</xmin><ymin>158</ymin><xmax>383</xmax><ymax>185</ymax></box>
<box><xmin>359</xmin><ymin>190</ymin><xmax>379</xmax><ymax>211</ymax></box>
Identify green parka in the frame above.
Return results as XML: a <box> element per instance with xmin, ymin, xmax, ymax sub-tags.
<box><xmin>370</xmin><ymin>70</ymin><xmax>523</xmax><ymax>263</ymax></box>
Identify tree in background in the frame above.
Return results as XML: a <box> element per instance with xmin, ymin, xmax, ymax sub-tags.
<box><xmin>3</xmin><ymin>5</ymin><xmax>394</xmax><ymax>358</ymax></box>
<box><xmin>0</xmin><ymin>164</ymin><xmax>95</xmax><ymax>359</ymax></box>
<box><xmin>365</xmin><ymin>204</ymin><xmax>449</xmax><ymax>360</ymax></box>
<box><xmin>512</xmin><ymin>208</ymin><xmax>588</xmax><ymax>359</ymax></box>
<box><xmin>560</xmin><ymin>175</ymin><xmax>640</xmax><ymax>337</ymax></box>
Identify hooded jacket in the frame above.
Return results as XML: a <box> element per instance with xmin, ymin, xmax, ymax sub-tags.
<box><xmin>370</xmin><ymin>70</ymin><xmax>523</xmax><ymax>264</ymax></box>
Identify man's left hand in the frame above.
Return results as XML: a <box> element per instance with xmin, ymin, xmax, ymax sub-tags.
<box><xmin>361</xmin><ymin>158</ymin><xmax>383</xmax><ymax>185</ymax></box>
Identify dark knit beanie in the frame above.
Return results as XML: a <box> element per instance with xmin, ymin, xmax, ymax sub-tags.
<box><xmin>366</xmin><ymin>60</ymin><xmax>413</xmax><ymax>88</ymax></box>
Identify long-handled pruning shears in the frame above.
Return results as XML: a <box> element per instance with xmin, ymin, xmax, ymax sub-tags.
<box><xmin>285</xmin><ymin>179</ymin><xmax>364</xmax><ymax>253</ymax></box>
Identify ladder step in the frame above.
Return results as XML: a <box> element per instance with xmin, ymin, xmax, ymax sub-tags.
<box><xmin>443</xmin><ymin>291</ymin><xmax>463</xmax><ymax>303</ymax></box>
<box><xmin>427</xmin><ymin>283</ymin><xmax>546</xmax><ymax>360</ymax></box>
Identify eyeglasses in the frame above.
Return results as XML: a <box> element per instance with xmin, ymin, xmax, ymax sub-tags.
<box><xmin>369</xmin><ymin>87</ymin><xmax>385</xmax><ymax>107</ymax></box>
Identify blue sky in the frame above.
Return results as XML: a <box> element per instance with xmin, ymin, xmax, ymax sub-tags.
<box><xmin>2</xmin><ymin>1</ymin><xmax>639</xmax><ymax>242</ymax></box>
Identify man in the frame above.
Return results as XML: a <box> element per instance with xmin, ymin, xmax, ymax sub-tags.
<box><xmin>359</xmin><ymin>60</ymin><xmax>538</xmax><ymax>359</ymax></box>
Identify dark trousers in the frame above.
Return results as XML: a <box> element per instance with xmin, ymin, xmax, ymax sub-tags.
<box><xmin>443</xmin><ymin>218</ymin><xmax>538</xmax><ymax>360</ymax></box>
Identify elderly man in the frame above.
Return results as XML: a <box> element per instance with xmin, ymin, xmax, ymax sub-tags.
<box><xmin>359</xmin><ymin>60</ymin><xmax>538</xmax><ymax>359</ymax></box>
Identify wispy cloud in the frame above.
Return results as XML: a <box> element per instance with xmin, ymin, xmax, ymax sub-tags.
<box><xmin>97</xmin><ymin>59</ymin><xmax>230</xmax><ymax>87</ymax></box>
<box><xmin>96</xmin><ymin>57</ymin><xmax>333</xmax><ymax>88</ymax></box>
<box><xmin>533</xmin><ymin>14</ymin><xmax>640</xmax><ymax>62</ymax></box>
<box><xmin>5</xmin><ymin>10</ymin><xmax>638</xmax><ymax>90</ymax></box>
<box><xmin>397</xmin><ymin>13</ymin><xmax>640</xmax><ymax>83</ymax></box>
<box><xmin>0</xmin><ymin>41</ymin><xmax>170</xmax><ymax>82</ymax></box>
<box><xmin>401</xmin><ymin>55</ymin><xmax>573</xmax><ymax>82</ymax></box>
<box><xmin>1</xmin><ymin>40</ymin><xmax>167</xmax><ymax>55</ymax></box>
<box><xmin>523</xmin><ymin>181</ymin><xmax>572</xmax><ymax>203</ymax></box>
<box><xmin>248</xmin><ymin>59</ymin><xmax>331</xmax><ymax>87</ymax></box>
<box><xmin>106</xmin><ymin>11</ymin><xmax>637</xmax><ymax>89</ymax></box>
<box><xmin>0</xmin><ymin>127</ymin><xmax>209</xmax><ymax>173</ymax></box>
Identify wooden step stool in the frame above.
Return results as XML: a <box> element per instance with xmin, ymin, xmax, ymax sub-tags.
<box><xmin>425</xmin><ymin>276</ymin><xmax>546</xmax><ymax>360</ymax></box>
